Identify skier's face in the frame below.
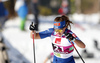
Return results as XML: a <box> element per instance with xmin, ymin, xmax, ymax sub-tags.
<box><xmin>55</xmin><ymin>29</ymin><xmax>63</xmax><ymax>33</ymax></box>
<box><xmin>55</xmin><ymin>27</ymin><xmax>66</xmax><ymax>37</ymax></box>
<box><xmin>54</xmin><ymin>20</ymin><xmax>66</xmax><ymax>37</ymax></box>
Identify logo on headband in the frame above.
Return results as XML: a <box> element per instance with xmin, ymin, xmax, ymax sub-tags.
<box><xmin>54</xmin><ymin>23</ymin><xmax>60</xmax><ymax>26</ymax></box>
<box><xmin>54</xmin><ymin>21</ymin><xmax>66</xmax><ymax>29</ymax></box>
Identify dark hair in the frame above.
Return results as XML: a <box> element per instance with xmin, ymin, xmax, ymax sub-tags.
<box><xmin>54</xmin><ymin>15</ymin><xmax>73</xmax><ymax>29</ymax></box>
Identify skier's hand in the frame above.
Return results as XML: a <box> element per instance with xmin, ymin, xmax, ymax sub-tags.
<box><xmin>29</xmin><ymin>22</ymin><xmax>36</xmax><ymax>31</ymax></box>
<box><xmin>65</xmin><ymin>33</ymin><xmax>75</xmax><ymax>41</ymax></box>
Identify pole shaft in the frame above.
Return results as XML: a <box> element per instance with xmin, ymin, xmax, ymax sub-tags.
<box><xmin>71</xmin><ymin>42</ymin><xmax>85</xmax><ymax>63</ymax></box>
<box><xmin>33</xmin><ymin>33</ymin><xmax>36</xmax><ymax>63</ymax></box>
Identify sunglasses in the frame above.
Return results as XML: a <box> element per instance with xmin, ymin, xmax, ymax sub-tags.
<box><xmin>55</xmin><ymin>29</ymin><xmax>63</xmax><ymax>33</ymax></box>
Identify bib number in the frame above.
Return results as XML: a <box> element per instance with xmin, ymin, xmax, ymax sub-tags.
<box><xmin>52</xmin><ymin>43</ymin><xmax>74</xmax><ymax>54</ymax></box>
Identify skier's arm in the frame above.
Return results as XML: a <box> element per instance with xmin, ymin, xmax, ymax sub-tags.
<box><xmin>69</xmin><ymin>38</ymin><xmax>85</xmax><ymax>48</ymax></box>
<box><xmin>65</xmin><ymin>33</ymin><xmax>85</xmax><ymax>48</ymax></box>
<box><xmin>29</xmin><ymin>22</ymin><xmax>54</xmax><ymax>39</ymax></box>
<box><xmin>30</xmin><ymin>31</ymin><xmax>41</xmax><ymax>39</ymax></box>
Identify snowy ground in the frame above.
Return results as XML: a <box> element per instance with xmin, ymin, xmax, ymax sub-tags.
<box><xmin>2</xmin><ymin>13</ymin><xmax>100</xmax><ymax>63</ymax></box>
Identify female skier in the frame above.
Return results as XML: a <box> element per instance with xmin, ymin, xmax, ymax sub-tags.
<box><xmin>29</xmin><ymin>15</ymin><xmax>85</xmax><ymax>63</ymax></box>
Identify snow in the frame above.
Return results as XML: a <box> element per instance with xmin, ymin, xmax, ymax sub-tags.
<box><xmin>2</xmin><ymin>13</ymin><xmax>100</xmax><ymax>63</ymax></box>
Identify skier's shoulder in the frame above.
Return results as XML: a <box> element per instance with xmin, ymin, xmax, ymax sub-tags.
<box><xmin>39</xmin><ymin>28</ymin><xmax>54</xmax><ymax>39</ymax></box>
<box><xmin>39</xmin><ymin>28</ymin><xmax>54</xmax><ymax>34</ymax></box>
<box><xmin>45</xmin><ymin>28</ymin><xmax>54</xmax><ymax>34</ymax></box>
<box><xmin>65</xmin><ymin>28</ymin><xmax>73</xmax><ymax>33</ymax></box>
<box><xmin>48</xmin><ymin>28</ymin><xmax>54</xmax><ymax>32</ymax></box>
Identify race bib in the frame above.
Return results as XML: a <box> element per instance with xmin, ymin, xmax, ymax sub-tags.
<box><xmin>52</xmin><ymin>43</ymin><xmax>74</xmax><ymax>54</ymax></box>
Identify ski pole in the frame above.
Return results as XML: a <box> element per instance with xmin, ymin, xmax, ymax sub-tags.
<box><xmin>71</xmin><ymin>42</ymin><xmax>85</xmax><ymax>63</ymax></box>
<box><xmin>33</xmin><ymin>33</ymin><xmax>36</xmax><ymax>63</ymax></box>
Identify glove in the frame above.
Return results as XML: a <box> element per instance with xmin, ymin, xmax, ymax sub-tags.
<box><xmin>65</xmin><ymin>33</ymin><xmax>75</xmax><ymax>42</ymax></box>
<box><xmin>29</xmin><ymin>22</ymin><xmax>36</xmax><ymax>31</ymax></box>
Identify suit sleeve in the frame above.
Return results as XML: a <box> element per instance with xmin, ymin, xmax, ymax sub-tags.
<box><xmin>39</xmin><ymin>28</ymin><xmax>54</xmax><ymax>39</ymax></box>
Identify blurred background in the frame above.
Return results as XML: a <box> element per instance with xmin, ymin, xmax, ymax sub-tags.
<box><xmin>0</xmin><ymin>0</ymin><xmax>100</xmax><ymax>63</ymax></box>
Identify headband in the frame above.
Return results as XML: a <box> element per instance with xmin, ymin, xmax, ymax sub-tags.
<box><xmin>54</xmin><ymin>21</ymin><xmax>66</xmax><ymax>29</ymax></box>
